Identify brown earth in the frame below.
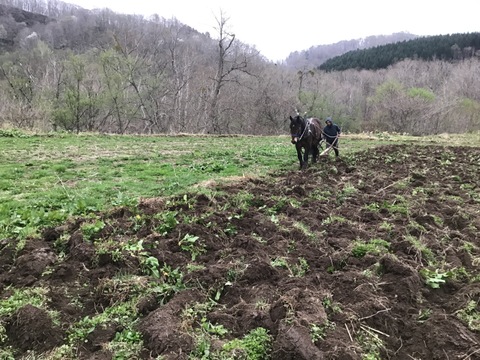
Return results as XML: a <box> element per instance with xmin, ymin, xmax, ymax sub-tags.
<box><xmin>1</xmin><ymin>144</ymin><xmax>479</xmax><ymax>359</ymax></box>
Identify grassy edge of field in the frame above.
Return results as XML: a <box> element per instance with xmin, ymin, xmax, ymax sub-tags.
<box><xmin>0</xmin><ymin>129</ymin><xmax>479</xmax><ymax>245</ymax></box>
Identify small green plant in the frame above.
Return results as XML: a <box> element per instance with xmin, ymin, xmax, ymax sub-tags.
<box><xmin>151</xmin><ymin>265</ymin><xmax>185</xmax><ymax>304</ymax></box>
<box><xmin>108</xmin><ymin>329</ymin><xmax>144</xmax><ymax>359</ymax></box>
<box><xmin>456</xmin><ymin>300</ymin><xmax>480</xmax><ymax>331</ymax></box>
<box><xmin>322</xmin><ymin>215</ymin><xmax>347</xmax><ymax>226</ymax></box>
<box><xmin>186</xmin><ymin>263</ymin><xmax>206</xmax><ymax>273</ymax></box>
<box><xmin>141</xmin><ymin>256</ymin><xmax>161</xmax><ymax>278</ymax></box>
<box><xmin>351</xmin><ymin>238</ymin><xmax>390</xmax><ymax>258</ymax></box>
<box><xmin>406</xmin><ymin>235</ymin><xmax>436</xmax><ymax>265</ymax></box>
<box><xmin>310</xmin><ymin>320</ymin><xmax>335</xmax><ymax>343</ymax></box>
<box><xmin>356</xmin><ymin>328</ymin><xmax>385</xmax><ymax>360</ymax></box>
<box><xmin>154</xmin><ymin>210</ymin><xmax>179</xmax><ymax>235</ymax></box>
<box><xmin>379</xmin><ymin>221</ymin><xmax>393</xmax><ymax>232</ymax></box>
<box><xmin>178</xmin><ymin>234</ymin><xmax>206</xmax><ymax>261</ymax></box>
<box><xmin>221</xmin><ymin>327</ymin><xmax>272</xmax><ymax>360</ymax></box>
<box><xmin>322</xmin><ymin>296</ymin><xmax>342</xmax><ymax>314</ymax></box>
<box><xmin>270</xmin><ymin>257</ymin><xmax>289</xmax><ymax>269</ymax></box>
<box><xmin>335</xmin><ymin>183</ymin><xmax>357</xmax><ymax>204</ymax></box>
<box><xmin>290</xmin><ymin>257</ymin><xmax>309</xmax><ymax>277</ymax></box>
<box><xmin>200</xmin><ymin>318</ymin><xmax>229</xmax><ymax>337</ymax></box>
<box><xmin>81</xmin><ymin>219</ymin><xmax>105</xmax><ymax>241</ymax></box>
<box><xmin>420</xmin><ymin>268</ymin><xmax>452</xmax><ymax>289</ymax></box>
<box><xmin>417</xmin><ymin>308</ymin><xmax>432</xmax><ymax>323</ymax></box>
<box><xmin>364</xmin><ymin>202</ymin><xmax>380</xmax><ymax>212</ymax></box>
<box><xmin>293</xmin><ymin>221</ymin><xmax>315</xmax><ymax>240</ymax></box>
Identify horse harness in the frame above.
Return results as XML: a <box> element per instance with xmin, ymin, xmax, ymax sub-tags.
<box><xmin>293</xmin><ymin>118</ymin><xmax>314</xmax><ymax>142</ymax></box>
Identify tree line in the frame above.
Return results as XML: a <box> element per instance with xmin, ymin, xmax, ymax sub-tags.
<box><xmin>319</xmin><ymin>33</ymin><xmax>480</xmax><ymax>71</ymax></box>
<box><xmin>0</xmin><ymin>0</ymin><xmax>479</xmax><ymax>135</ymax></box>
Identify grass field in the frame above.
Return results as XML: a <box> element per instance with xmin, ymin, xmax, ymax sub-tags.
<box><xmin>0</xmin><ymin>132</ymin><xmax>392</xmax><ymax>240</ymax></box>
<box><xmin>1</xmin><ymin>130</ymin><xmax>479</xmax><ymax>242</ymax></box>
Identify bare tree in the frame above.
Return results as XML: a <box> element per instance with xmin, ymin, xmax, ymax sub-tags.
<box><xmin>206</xmin><ymin>10</ymin><xmax>251</xmax><ymax>134</ymax></box>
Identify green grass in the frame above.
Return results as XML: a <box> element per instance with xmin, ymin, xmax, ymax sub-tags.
<box><xmin>1</xmin><ymin>131</ymin><xmax>479</xmax><ymax>242</ymax></box>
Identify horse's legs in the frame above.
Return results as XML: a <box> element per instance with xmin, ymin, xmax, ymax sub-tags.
<box><xmin>296</xmin><ymin>146</ymin><xmax>304</xmax><ymax>169</ymax></box>
<box><xmin>312</xmin><ymin>145</ymin><xmax>319</xmax><ymax>163</ymax></box>
<box><xmin>302</xmin><ymin>147</ymin><xmax>309</xmax><ymax>169</ymax></box>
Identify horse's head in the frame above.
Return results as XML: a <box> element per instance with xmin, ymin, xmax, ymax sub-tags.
<box><xmin>289</xmin><ymin>115</ymin><xmax>305</xmax><ymax>144</ymax></box>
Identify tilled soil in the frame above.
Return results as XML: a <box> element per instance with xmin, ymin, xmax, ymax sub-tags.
<box><xmin>1</xmin><ymin>144</ymin><xmax>479</xmax><ymax>359</ymax></box>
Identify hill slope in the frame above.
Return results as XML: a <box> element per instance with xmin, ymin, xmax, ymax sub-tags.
<box><xmin>284</xmin><ymin>32</ymin><xmax>418</xmax><ymax>69</ymax></box>
<box><xmin>319</xmin><ymin>32</ymin><xmax>480</xmax><ymax>71</ymax></box>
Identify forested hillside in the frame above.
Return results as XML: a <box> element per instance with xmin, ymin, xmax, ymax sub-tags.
<box><xmin>0</xmin><ymin>0</ymin><xmax>479</xmax><ymax>135</ymax></box>
<box><xmin>285</xmin><ymin>32</ymin><xmax>418</xmax><ymax>70</ymax></box>
<box><xmin>320</xmin><ymin>33</ymin><xmax>480</xmax><ymax>71</ymax></box>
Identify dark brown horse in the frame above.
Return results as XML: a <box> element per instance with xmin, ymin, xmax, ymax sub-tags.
<box><xmin>289</xmin><ymin>114</ymin><xmax>323</xmax><ymax>169</ymax></box>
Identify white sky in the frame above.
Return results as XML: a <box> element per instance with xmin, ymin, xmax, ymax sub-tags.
<box><xmin>66</xmin><ymin>0</ymin><xmax>479</xmax><ymax>62</ymax></box>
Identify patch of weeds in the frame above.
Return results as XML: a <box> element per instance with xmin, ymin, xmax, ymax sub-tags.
<box><xmin>189</xmin><ymin>333</ymin><xmax>213</xmax><ymax>359</ymax></box>
<box><xmin>290</xmin><ymin>257</ymin><xmax>309</xmax><ymax>277</ymax></box>
<box><xmin>432</xmin><ymin>215</ymin><xmax>444</xmax><ymax>226</ymax></box>
<box><xmin>456</xmin><ymin>300</ymin><xmax>480</xmax><ymax>331</ymax></box>
<box><xmin>68</xmin><ymin>300</ymin><xmax>140</xmax><ymax>347</ymax></box>
<box><xmin>140</xmin><ymin>256</ymin><xmax>161</xmax><ymax>278</ymax></box>
<box><xmin>270</xmin><ymin>196</ymin><xmax>290</xmax><ymax>213</ymax></box>
<box><xmin>221</xmin><ymin>327</ymin><xmax>273</xmax><ymax>360</ymax></box>
<box><xmin>200</xmin><ymin>317</ymin><xmax>229</xmax><ymax>337</ymax></box>
<box><xmin>186</xmin><ymin>263</ymin><xmax>206</xmax><ymax>273</ymax></box>
<box><xmin>150</xmin><ymin>265</ymin><xmax>185</xmax><ymax>305</ymax></box>
<box><xmin>0</xmin><ymin>287</ymin><xmax>49</xmax><ymax>317</ymax></box>
<box><xmin>405</xmin><ymin>234</ymin><xmax>436</xmax><ymax>265</ymax></box>
<box><xmin>461</xmin><ymin>241</ymin><xmax>477</xmax><ymax>254</ymax></box>
<box><xmin>293</xmin><ymin>221</ymin><xmax>316</xmax><ymax>240</ymax></box>
<box><xmin>378</xmin><ymin>196</ymin><xmax>409</xmax><ymax>216</ymax></box>
<box><xmin>351</xmin><ymin>238</ymin><xmax>390</xmax><ymax>258</ymax></box>
<box><xmin>311</xmin><ymin>188</ymin><xmax>332</xmax><ymax>201</ymax></box>
<box><xmin>322</xmin><ymin>215</ymin><xmax>348</xmax><ymax>226</ymax></box>
<box><xmin>326</xmin><ymin>257</ymin><xmax>347</xmax><ymax>274</ymax></box>
<box><xmin>52</xmin><ymin>233</ymin><xmax>70</xmax><ymax>255</ymax></box>
<box><xmin>379</xmin><ymin>221</ymin><xmax>393</xmax><ymax>232</ymax></box>
<box><xmin>322</xmin><ymin>296</ymin><xmax>342</xmax><ymax>314</ymax></box>
<box><xmin>97</xmin><ymin>275</ymin><xmax>150</xmax><ymax>303</ymax></box>
<box><xmin>288</xmin><ymin>198</ymin><xmax>301</xmax><ymax>208</ymax></box>
<box><xmin>364</xmin><ymin>202</ymin><xmax>380</xmax><ymax>212</ymax></box>
<box><xmin>449</xmin><ymin>266</ymin><xmax>470</xmax><ymax>282</ymax></box>
<box><xmin>110</xmin><ymin>191</ymin><xmax>138</xmax><ymax>208</ymax></box>
<box><xmin>154</xmin><ymin>210</ymin><xmax>178</xmax><ymax>235</ymax></box>
<box><xmin>231</xmin><ymin>191</ymin><xmax>255</xmax><ymax>213</ymax></box>
<box><xmin>419</xmin><ymin>268</ymin><xmax>452</xmax><ymax>289</ymax></box>
<box><xmin>406</xmin><ymin>220</ymin><xmax>427</xmax><ymax>236</ymax></box>
<box><xmin>310</xmin><ymin>320</ymin><xmax>336</xmax><ymax>343</ymax></box>
<box><xmin>178</xmin><ymin>234</ymin><xmax>206</xmax><ymax>261</ymax></box>
<box><xmin>130</xmin><ymin>214</ymin><xmax>147</xmax><ymax>232</ymax></box>
<box><xmin>108</xmin><ymin>329</ymin><xmax>143</xmax><ymax>359</ymax></box>
<box><xmin>270</xmin><ymin>257</ymin><xmax>289</xmax><ymax>269</ymax></box>
<box><xmin>269</xmin><ymin>214</ymin><xmax>280</xmax><ymax>225</ymax></box>
<box><xmin>271</xmin><ymin>256</ymin><xmax>309</xmax><ymax>277</ymax></box>
<box><xmin>356</xmin><ymin>328</ymin><xmax>385</xmax><ymax>360</ymax></box>
<box><xmin>94</xmin><ymin>238</ymin><xmax>124</xmax><ymax>264</ymax></box>
<box><xmin>0</xmin><ymin>343</ymin><xmax>14</xmax><ymax>360</ymax></box>
<box><xmin>80</xmin><ymin>219</ymin><xmax>105</xmax><ymax>241</ymax></box>
<box><xmin>336</xmin><ymin>182</ymin><xmax>357</xmax><ymax>204</ymax></box>
<box><xmin>224</xmin><ymin>216</ymin><xmax>239</xmax><ymax>236</ymax></box>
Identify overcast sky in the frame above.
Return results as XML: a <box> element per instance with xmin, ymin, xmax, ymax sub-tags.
<box><xmin>66</xmin><ymin>0</ymin><xmax>479</xmax><ymax>62</ymax></box>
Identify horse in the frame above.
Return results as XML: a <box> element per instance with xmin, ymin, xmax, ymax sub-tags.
<box><xmin>289</xmin><ymin>114</ymin><xmax>323</xmax><ymax>169</ymax></box>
